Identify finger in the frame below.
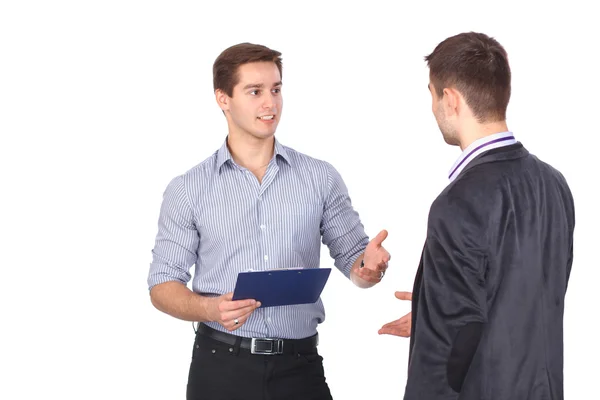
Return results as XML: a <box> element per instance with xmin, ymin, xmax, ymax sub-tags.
<box><xmin>220</xmin><ymin>298</ymin><xmax>259</xmax><ymax>312</ymax></box>
<box><xmin>226</xmin><ymin>308</ymin><xmax>256</xmax><ymax>331</ymax></box>
<box><xmin>364</xmin><ymin>260</ymin><xmax>387</xmax><ymax>273</ymax></box>
<box><xmin>225</xmin><ymin>318</ymin><xmax>241</xmax><ymax>331</ymax></box>
<box><xmin>376</xmin><ymin>262</ymin><xmax>388</xmax><ymax>272</ymax></box>
<box><xmin>223</xmin><ymin>302</ymin><xmax>261</xmax><ymax>319</ymax></box>
<box><xmin>380</xmin><ymin>317</ymin><xmax>410</xmax><ymax>329</ymax></box>
<box><xmin>224</xmin><ymin>310</ymin><xmax>250</xmax><ymax>331</ymax></box>
<box><xmin>357</xmin><ymin>267</ymin><xmax>382</xmax><ymax>283</ymax></box>
<box><xmin>378</xmin><ymin>324</ymin><xmax>406</xmax><ymax>333</ymax></box>
<box><xmin>383</xmin><ymin>313</ymin><xmax>411</xmax><ymax>326</ymax></box>
<box><xmin>357</xmin><ymin>267</ymin><xmax>379</xmax><ymax>279</ymax></box>
<box><xmin>382</xmin><ymin>251</ymin><xmax>391</xmax><ymax>263</ymax></box>
<box><xmin>394</xmin><ymin>291</ymin><xmax>412</xmax><ymax>301</ymax></box>
<box><xmin>375</xmin><ymin>250</ymin><xmax>391</xmax><ymax>265</ymax></box>
<box><xmin>220</xmin><ymin>302</ymin><xmax>261</xmax><ymax>322</ymax></box>
<box><xmin>378</xmin><ymin>326</ymin><xmax>410</xmax><ymax>337</ymax></box>
<box><xmin>372</xmin><ymin>229</ymin><xmax>388</xmax><ymax>247</ymax></box>
<box><xmin>379</xmin><ymin>321</ymin><xmax>410</xmax><ymax>334</ymax></box>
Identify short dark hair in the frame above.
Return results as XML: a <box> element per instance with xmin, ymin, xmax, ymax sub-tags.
<box><xmin>213</xmin><ymin>43</ymin><xmax>283</xmax><ymax>97</ymax></box>
<box><xmin>425</xmin><ymin>32</ymin><xmax>511</xmax><ymax>122</ymax></box>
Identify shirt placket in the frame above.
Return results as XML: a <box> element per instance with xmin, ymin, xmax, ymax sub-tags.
<box><xmin>256</xmin><ymin>160</ymin><xmax>279</xmax><ymax>336</ymax></box>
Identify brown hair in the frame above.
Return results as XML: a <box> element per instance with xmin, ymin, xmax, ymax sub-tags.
<box><xmin>213</xmin><ymin>43</ymin><xmax>283</xmax><ymax>97</ymax></box>
<box><xmin>425</xmin><ymin>32</ymin><xmax>511</xmax><ymax>122</ymax></box>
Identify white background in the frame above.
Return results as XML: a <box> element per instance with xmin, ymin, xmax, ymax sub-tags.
<box><xmin>1</xmin><ymin>1</ymin><xmax>598</xmax><ymax>399</ymax></box>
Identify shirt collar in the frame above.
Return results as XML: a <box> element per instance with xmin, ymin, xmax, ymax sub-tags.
<box><xmin>448</xmin><ymin>131</ymin><xmax>517</xmax><ymax>182</ymax></box>
<box><xmin>274</xmin><ymin>139</ymin><xmax>291</xmax><ymax>165</ymax></box>
<box><xmin>216</xmin><ymin>136</ymin><xmax>291</xmax><ymax>173</ymax></box>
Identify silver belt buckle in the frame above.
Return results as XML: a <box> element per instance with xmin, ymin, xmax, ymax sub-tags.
<box><xmin>250</xmin><ymin>338</ymin><xmax>284</xmax><ymax>355</ymax></box>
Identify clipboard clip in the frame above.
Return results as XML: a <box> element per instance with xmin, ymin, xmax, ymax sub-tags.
<box><xmin>250</xmin><ymin>337</ymin><xmax>284</xmax><ymax>355</ymax></box>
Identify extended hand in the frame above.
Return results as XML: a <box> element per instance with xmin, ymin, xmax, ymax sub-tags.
<box><xmin>208</xmin><ymin>292</ymin><xmax>261</xmax><ymax>332</ymax></box>
<box><xmin>357</xmin><ymin>229</ymin><xmax>391</xmax><ymax>283</ymax></box>
<box><xmin>378</xmin><ymin>291</ymin><xmax>412</xmax><ymax>337</ymax></box>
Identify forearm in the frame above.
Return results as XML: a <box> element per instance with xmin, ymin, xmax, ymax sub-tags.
<box><xmin>149</xmin><ymin>281</ymin><xmax>216</xmax><ymax>322</ymax></box>
<box><xmin>349</xmin><ymin>254</ymin><xmax>376</xmax><ymax>289</ymax></box>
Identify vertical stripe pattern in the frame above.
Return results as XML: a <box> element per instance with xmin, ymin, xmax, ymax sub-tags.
<box><xmin>148</xmin><ymin>138</ymin><xmax>368</xmax><ymax>339</ymax></box>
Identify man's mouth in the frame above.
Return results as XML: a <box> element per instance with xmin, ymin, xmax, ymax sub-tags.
<box><xmin>258</xmin><ymin>115</ymin><xmax>275</xmax><ymax>120</ymax></box>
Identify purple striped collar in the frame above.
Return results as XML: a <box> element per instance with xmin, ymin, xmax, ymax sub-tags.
<box><xmin>448</xmin><ymin>131</ymin><xmax>516</xmax><ymax>182</ymax></box>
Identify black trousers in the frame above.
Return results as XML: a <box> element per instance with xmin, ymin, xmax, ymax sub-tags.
<box><xmin>186</xmin><ymin>328</ymin><xmax>333</xmax><ymax>400</ymax></box>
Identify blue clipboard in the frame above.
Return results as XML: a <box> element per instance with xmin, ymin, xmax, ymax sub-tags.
<box><xmin>232</xmin><ymin>268</ymin><xmax>332</xmax><ymax>308</ymax></box>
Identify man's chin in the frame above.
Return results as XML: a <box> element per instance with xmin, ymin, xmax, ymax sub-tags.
<box><xmin>250</xmin><ymin>130</ymin><xmax>277</xmax><ymax>141</ymax></box>
<box><xmin>442</xmin><ymin>133</ymin><xmax>459</xmax><ymax>146</ymax></box>
<box><xmin>253</xmin><ymin>126</ymin><xmax>278</xmax><ymax>139</ymax></box>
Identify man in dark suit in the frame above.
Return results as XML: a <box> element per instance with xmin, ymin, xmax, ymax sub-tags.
<box><xmin>379</xmin><ymin>32</ymin><xmax>575</xmax><ymax>399</ymax></box>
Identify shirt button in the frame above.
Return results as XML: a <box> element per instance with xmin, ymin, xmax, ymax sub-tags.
<box><xmin>260</xmin><ymin>224</ymin><xmax>266</xmax><ymax>230</ymax></box>
<box><xmin>267</xmin><ymin>317</ymin><xmax>272</xmax><ymax>323</ymax></box>
<box><xmin>264</xmin><ymin>255</ymin><xmax>268</xmax><ymax>261</ymax></box>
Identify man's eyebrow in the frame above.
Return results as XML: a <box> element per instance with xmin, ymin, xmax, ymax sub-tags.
<box><xmin>243</xmin><ymin>81</ymin><xmax>282</xmax><ymax>90</ymax></box>
<box><xmin>243</xmin><ymin>83</ymin><xmax>264</xmax><ymax>90</ymax></box>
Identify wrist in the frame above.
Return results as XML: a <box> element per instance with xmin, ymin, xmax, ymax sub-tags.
<box><xmin>201</xmin><ymin>295</ymin><xmax>218</xmax><ymax>322</ymax></box>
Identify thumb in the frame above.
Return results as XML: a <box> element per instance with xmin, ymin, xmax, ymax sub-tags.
<box><xmin>372</xmin><ymin>229</ymin><xmax>388</xmax><ymax>247</ymax></box>
<box><xmin>394</xmin><ymin>291</ymin><xmax>412</xmax><ymax>301</ymax></box>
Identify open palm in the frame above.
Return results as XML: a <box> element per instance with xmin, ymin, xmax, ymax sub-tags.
<box><xmin>379</xmin><ymin>291</ymin><xmax>412</xmax><ymax>337</ymax></box>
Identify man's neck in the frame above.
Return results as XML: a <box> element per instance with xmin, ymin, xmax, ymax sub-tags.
<box><xmin>458</xmin><ymin>120</ymin><xmax>509</xmax><ymax>150</ymax></box>
<box><xmin>227</xmin><ymin>130</ymin><xmax>275</xmax><ymax>171</ymax></box>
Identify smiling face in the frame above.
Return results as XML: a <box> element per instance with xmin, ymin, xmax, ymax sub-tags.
<box><xmin>216</xmin><ymin>61</ymin><xmax>283</xmax><ymax>141</ymax></box>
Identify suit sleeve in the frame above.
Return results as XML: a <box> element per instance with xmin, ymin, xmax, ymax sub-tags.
<box><xmin>405</xmin><ymin>197</ymin><xmax>488</xmax><ymax>399</ymax></box>
<box><xmin>565</xmin><ymin>186</ymin><xmax>575</xmax><ymax>288</ymax></box>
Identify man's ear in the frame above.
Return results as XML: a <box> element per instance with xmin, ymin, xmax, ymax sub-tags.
<box><xmin>215</xmin><ymin>89</ymin><xmax>230</xmax><ymax>112</ymax></box>
<box><xmin>442</xmin><ymin>87</ymin><xmax>461</xmax><ymax>118</ymax></box>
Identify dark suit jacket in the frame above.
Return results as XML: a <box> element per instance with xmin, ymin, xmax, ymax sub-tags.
<box><xmin>404</xmin><ymin>143</ymin><xmax>575</xmax><ymax>400</ymax></box>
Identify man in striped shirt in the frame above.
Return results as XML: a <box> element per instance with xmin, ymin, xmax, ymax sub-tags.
<box><xmin>147</xmin><ymin>42</ymin><xmax>391</xmax><ymax>400</ymax></box>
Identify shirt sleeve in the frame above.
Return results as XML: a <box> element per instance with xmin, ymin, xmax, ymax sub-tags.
<box><xmin>405</xmin><ymin>196</ymin><xmax>488</xmax><ymax>398</ymax></box>
<box><xmin>319</xmin><ymin>162</ymin><xmax>369</xmax><ymax>279</ymax></box>
<box><xmin>147</xmin><ymin>175</ymin><xmax>200</xmax><ymax>290</ymax></box>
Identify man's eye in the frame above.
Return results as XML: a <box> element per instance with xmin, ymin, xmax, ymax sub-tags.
<box><xmin>272</xmin><ymin>88</ymin><xmax>281</xmax><ymax>94</ymax></box>
<box><xmin>250</xmin><ymin>90</ymin><xmax>260</xmax><ymax>95</ymax></box>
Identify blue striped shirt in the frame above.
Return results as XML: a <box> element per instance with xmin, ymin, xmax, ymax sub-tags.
<box><xmin>147</xmin><ymin>138</ymin><xmax>369</xmax><ymax>339</ymax></box>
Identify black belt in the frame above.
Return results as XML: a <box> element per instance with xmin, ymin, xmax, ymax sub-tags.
<box><xmin>196</xmin><ymin>323</ymin><xmax>318</xmax><ymax>355</ymax></box>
